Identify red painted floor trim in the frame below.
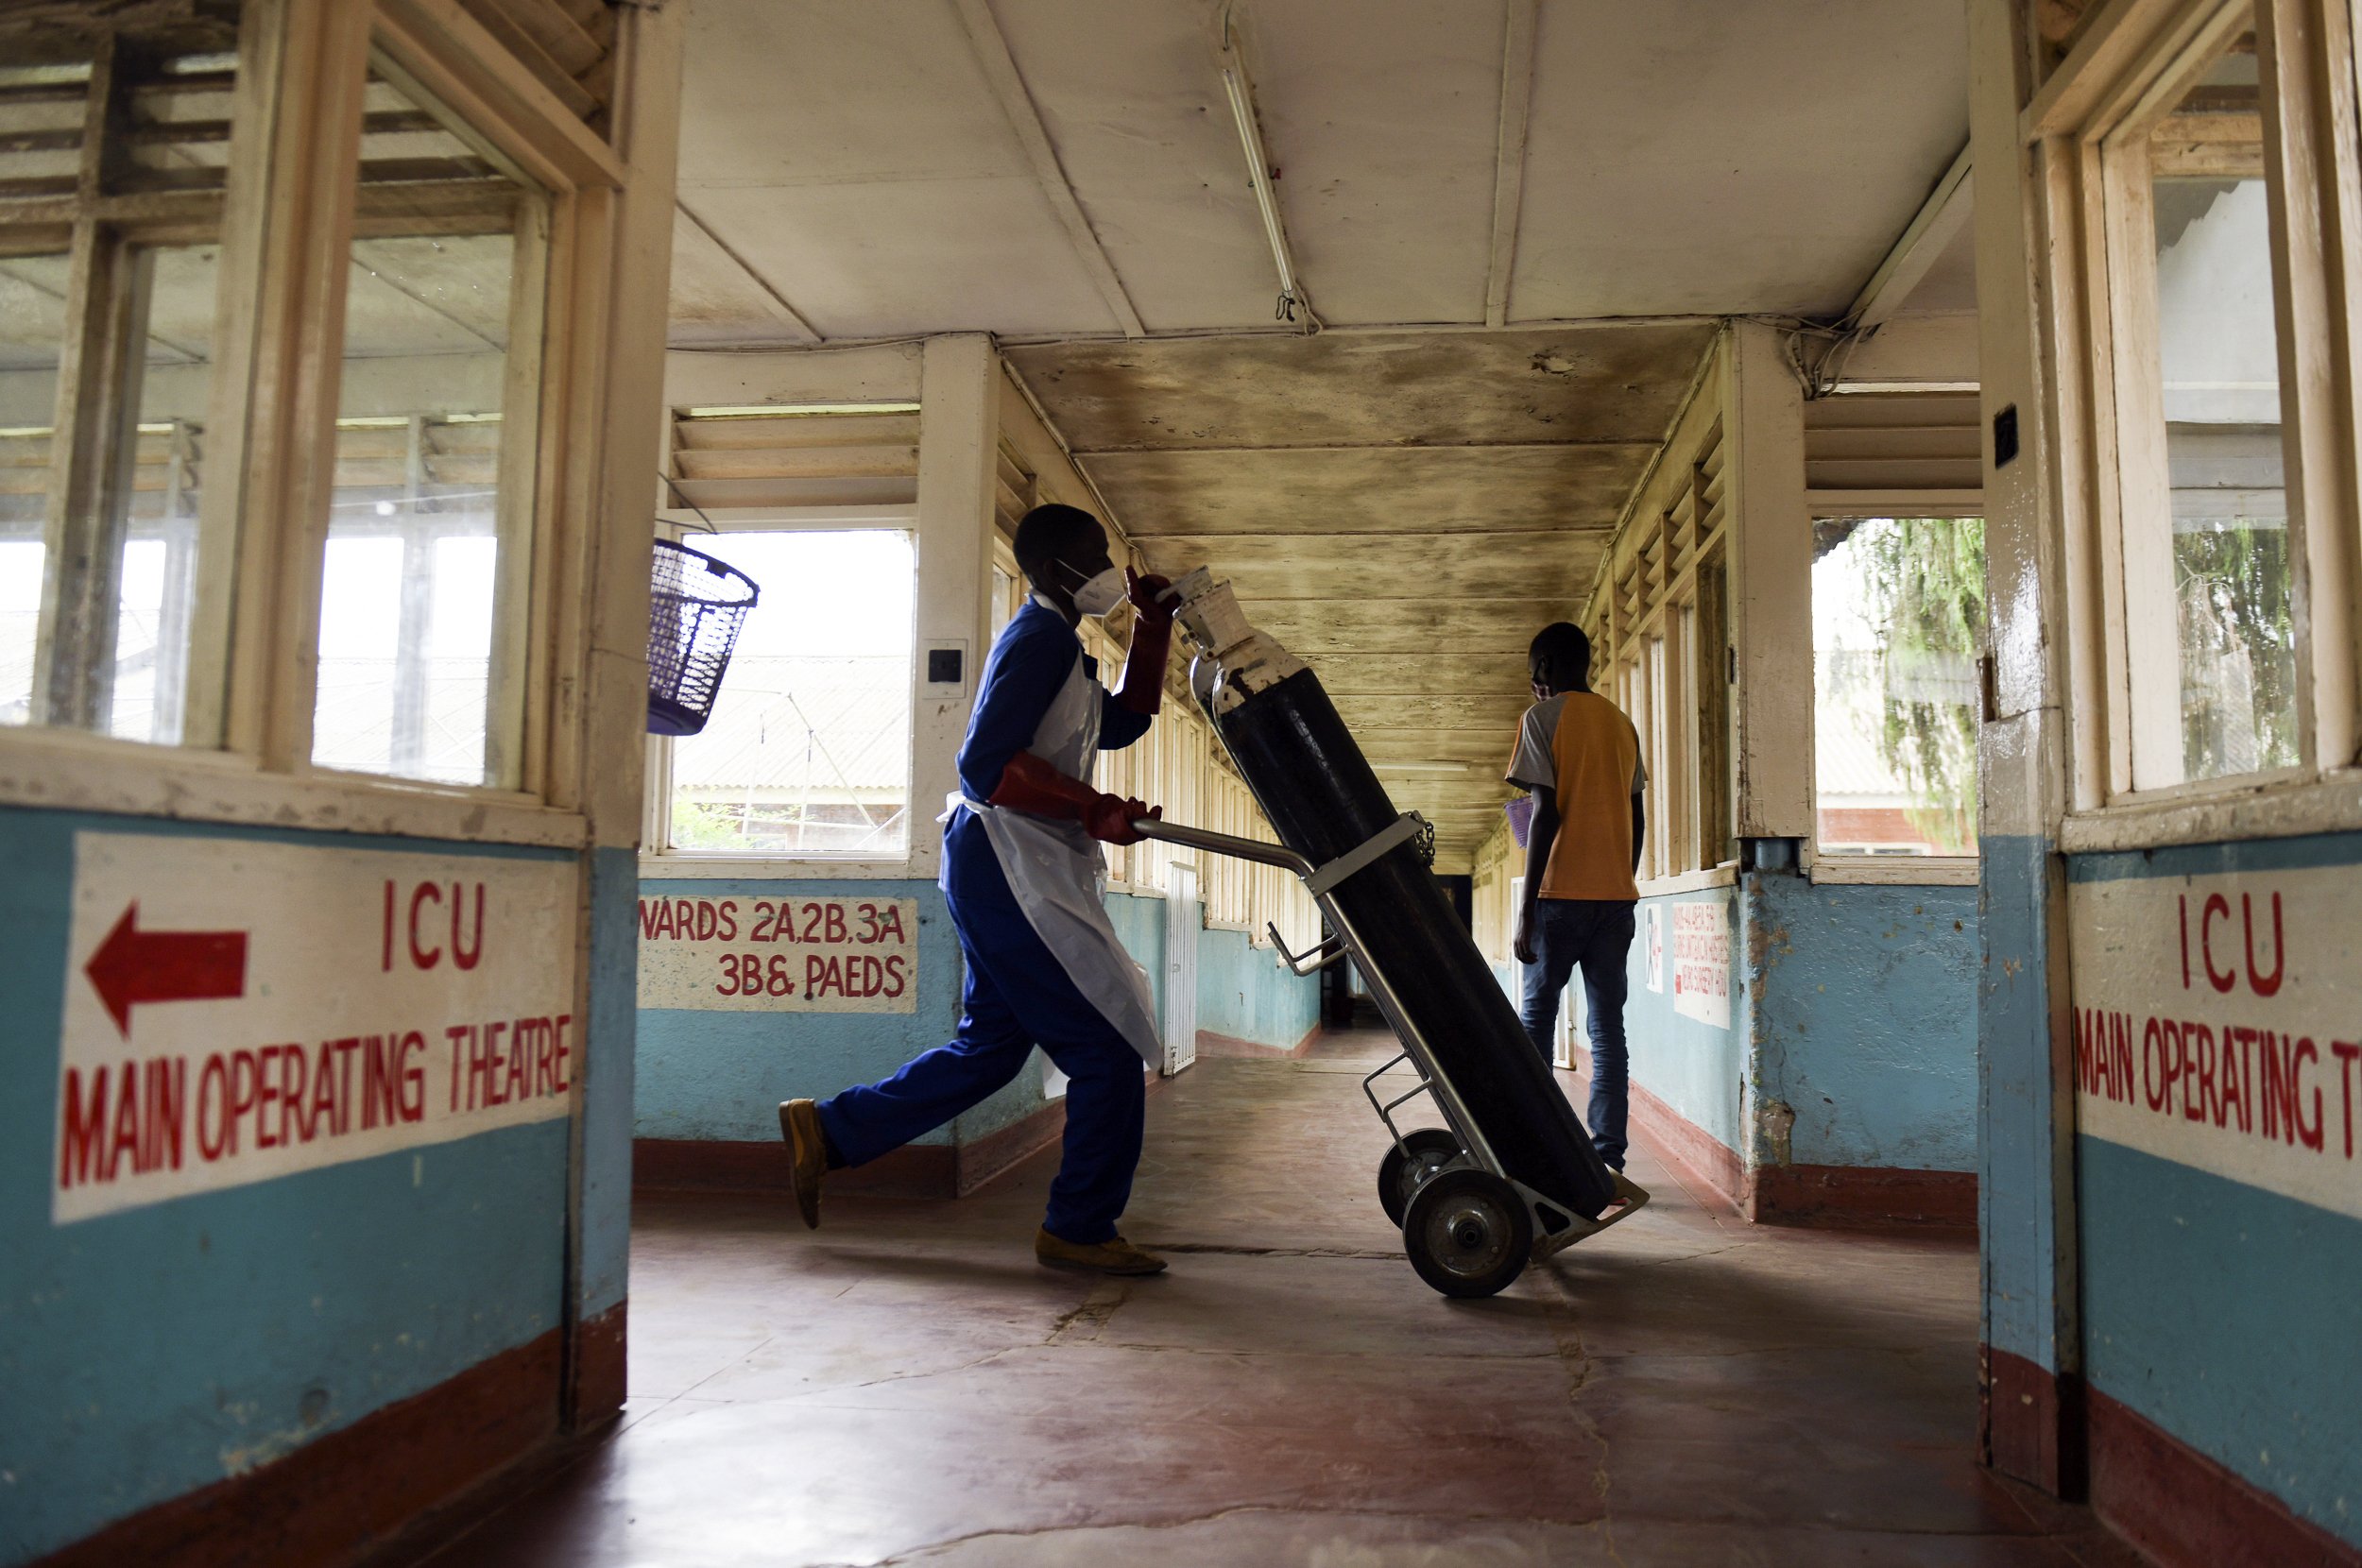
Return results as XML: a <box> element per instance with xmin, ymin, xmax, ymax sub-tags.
<box><xmin>2088</xmin><ymin>1384</ymin><xmax>2359</xmax><ymax>1568</ymax></box>
<box><xmin>32</xmin><ymin>1328</ymin><xmax>560</xmax><ymax>1568</ymax></box>
<box><xmin>567</xmin><ymin>1300</ymin><xmax>627</xmax><ymax>1429</ymax></box>
<box><xmin>1981</xmin><ymin>1344</ymin><xmax>2084</xmax><ymax>1499</ymax></box>
<box><xmin>1569</xmin><ymin>1049</ymin><xmax>1977</xmax><ymax>1232</ymax></box>
<box><xmin>1752</xmin><ymin>1162</ymin><xmax>1978</xmax><ymax>1231</ymax></box>
<box><xmin>635</xmin><ymin>1136</ymin><xmax>956</xmax><ymax>1198</ymax></box>
<box><xmin>1194</xmin><ymin>1025</ymin><xmax>1323</xmax><ymax>1059</ymax></box>
<box><xmin>1624</xmin><ymin>1077</ymin><xmax>1748</xmax><ymax>1211</ymax></box>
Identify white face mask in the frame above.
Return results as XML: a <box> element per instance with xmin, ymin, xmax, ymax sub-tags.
<box><xmin>1070</xmin><ymin>565</ymin><xmax>1125</xmax><ymax>619</ymax></box>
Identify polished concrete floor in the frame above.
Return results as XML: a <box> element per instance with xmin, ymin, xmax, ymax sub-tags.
<box><xmin>421</xmin><ymin>1030</ymin><xmax>2139</xmax><ymax>1567</ymax></box>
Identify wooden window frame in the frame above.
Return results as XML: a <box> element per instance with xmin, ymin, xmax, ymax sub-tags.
<box><xmin>1594</xmin><ymin>407</ymin><xmax>1736</xmax><ymax>896</ymax></box>
<box><xmin>1803</xmin><ymin>502</ymin><xmax>1986</xmax><ymax>886</ymax></box>
<box><xmin>0</xmin><ymin>0</ymin><xmax>630</xmax><ymax>848</ymax></box>
<box><xmin>2030</xmin><ymin>0</ymin><xmax>2362</xmax><ymax>846</ymax></box>
<box><xmin>638</xmin><ymin>504</ymin><xmax>920</xmax><ymax>875</ymax></box>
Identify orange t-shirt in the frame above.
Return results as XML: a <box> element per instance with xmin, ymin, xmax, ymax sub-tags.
<box><xmin>1504</xmin><ymin>691</ymin><xmax>1645</xmax><ymax>902</ymax></box>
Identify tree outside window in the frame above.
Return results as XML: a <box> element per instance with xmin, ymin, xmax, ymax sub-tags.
<box><xmin>1812</xmin><ymin>517</ymin><xmax>1984</xmax><ymax>857</ymax></box>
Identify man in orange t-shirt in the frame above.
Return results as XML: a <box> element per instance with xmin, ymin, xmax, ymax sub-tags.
<box><xmin>1504</xmin><ymin>622</ymin><xmax>1646</xmax><ymax>1171</ymax></box>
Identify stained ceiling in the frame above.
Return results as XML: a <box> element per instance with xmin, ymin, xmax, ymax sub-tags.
<box><xmin>665</xmin><ymin>0</ymin><xmax>1973</xmax><ymax>861</ymax></box>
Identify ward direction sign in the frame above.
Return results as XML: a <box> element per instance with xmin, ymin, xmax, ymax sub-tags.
<box><xmin>53</xmin><ymin>832</ymin><xmax>577</xmax><ymax>1224</ymax></box>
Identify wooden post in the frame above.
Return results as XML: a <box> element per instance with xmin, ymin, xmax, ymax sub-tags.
<box><xmin>558</xmin><ymin>0</ymin><xmax>684</xmax><ymax>1432</ymax></box>
<box><xmin>909</xmin><ymin>333</ymin><xmax>1000</xmax><ymax>884</ymax></box>
<box><xmin>1968</xmin><ymin>0</ymin><xmax>2085</xmax><ymax>1500</ymax></box>
<box><xmin>1725</xmin><ymin>319</ymin><xmax>1813</xmax><ymax>843</ymax></box>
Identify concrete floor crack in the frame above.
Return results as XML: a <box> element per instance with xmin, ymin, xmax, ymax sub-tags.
<box><xmin>1044</xmin><ymin>1277</ymin><xmax>1128</xmax><ymax>1345</ymax></box>
<box><xmin>1546</xmin><ymin>1273</ymin><xmax>1627</xmax><ymax>1568</ymax></box>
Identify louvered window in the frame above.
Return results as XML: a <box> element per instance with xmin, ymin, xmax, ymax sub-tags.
<box><xmin>667</xmin><ymin>405</ymin><xmax>922</xmax><ymax>512</ymax></box>
<box><xmin>1804</xmin><ymin>392</ymin><xmax>1983</xmax><ymax>513</ymax></box>
<box><xmin>1596</xmin><ymin>417</ymin><xmax>1733</xmax><ymax>879</ymax></box>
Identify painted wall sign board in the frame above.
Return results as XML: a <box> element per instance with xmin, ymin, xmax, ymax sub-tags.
<box><xmin>1672</xmin><ymin>899</ymin><xmax>1731</xmax><ymax>1028</ymax></box>
<box><xmin>2069</xmin><ymin>863</ymin><xmax>2362</xmax><ymax>1223</ymax></box>
<box><xmin>637</xmin><ymin>894</ymin><xmax>918</xmax><ymax>1013</ymax></box>
<box><xmin>55</xmin><ymin>833</ymin><xmax>578</xmax><ymax>1223</ymax></box>
<box><xmin>1644</xmin><ymin>903</ymin><xmax>1666</xmax><ymax>994</ymax></box>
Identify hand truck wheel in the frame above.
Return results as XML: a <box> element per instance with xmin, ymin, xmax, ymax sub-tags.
<box><xmin>1401</xmin><ymin>1167</ymin><xmax>1533</xmax><ymax>1300</ymax></box>
<box><xmin>1377</xmin><ymin>1128</ymin><xmax>1463</xmax><ymax>1227</ymax></box>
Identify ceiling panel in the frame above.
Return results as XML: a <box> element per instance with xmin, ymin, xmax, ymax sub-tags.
<box><xmin>676</xmin><ymin>1</ymin><xmax>1024</xmax><ymax>190</ymax></box>
<box><xmin>692</xmin><ymin>179</ymin><xmax>1124</xmax><ymax>339</ymax></box>
<box><xmin>1134</xmin><ymin>534</ymin><xmax>1595</xmax><ymax>604</ymax></box>
<box><xmin>1243</xmin><ymin>0</ymin><xmax>1508</xmax><ymax>325</ymax></box>
<box><xmin>1081</xmin><ymin>445</ymin><xmax>1649</xmax><ymax>538</ymax></box>
<box><xmin>987</xmin><ymin>0</ymin><xmax>1277</xmax><ymax>331</ymax></box>
<box><xmin>1510</xmin><ymin>0</ymin><xmax>1967</xmax><ymax>319</ymax></box>
<box><xmin>1247</xmin><ymin>602</ymin><xmax>1559</xmax><ymax>655</ymax></box>
<box><xmin>1008</xmin><ymin>324</ymin><xmax>1713</xmax><ymax>450</ymax></box>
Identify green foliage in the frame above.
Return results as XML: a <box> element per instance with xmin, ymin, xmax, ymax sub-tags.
<box><xmin>1857</xmin><ymin>518</ymin><xmax>1984</xmax><ymax>853</ymax></box>
<box><xmin>2173</xmin><ymin>520</ymin><xmax>2297</xmax><ymax>778</ymax></box>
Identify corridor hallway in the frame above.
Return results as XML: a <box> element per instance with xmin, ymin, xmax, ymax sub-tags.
<box><xmin>416</xmin><ymin>1033</ymin><xmax>2130</xmax><ymax>1568</ymax></box>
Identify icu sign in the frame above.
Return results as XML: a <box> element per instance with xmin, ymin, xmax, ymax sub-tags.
<box><xmin>636</xmin><ymin>894</ymin><xmax>917</xmax><ymax>1013</ymax></box>
<box><xmin>53</xmin><ymin>834</ymin><xmax>578</xmax><ymax>1224</ymax></box>
<box><xmin>2069</xmin><ymin>862</ymin><xmax>2361</xmax><ymax>1222</ymax></box>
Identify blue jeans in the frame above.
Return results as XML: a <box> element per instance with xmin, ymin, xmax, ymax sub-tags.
<box><xmin>1519</xmin><ymin>898</ymin><xmax>1636</xmax><ymax>1170</ymax></box>
<box><xmin>819</xmin><ymin>883</ymin><xmax>1145</xmax><ymax>1245</ymax></box>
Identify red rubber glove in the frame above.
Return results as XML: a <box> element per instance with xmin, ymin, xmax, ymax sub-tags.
<box><xmin>988</xmin><ymin>752</ymin><xmax>1160</xmax><ymax>845</ymax></box>
<box><xmin>1114</xmin><ymin>568</ymin><xmax>1175</xmax><ymax>716</ymax></box>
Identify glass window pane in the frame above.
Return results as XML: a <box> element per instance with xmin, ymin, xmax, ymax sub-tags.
<box><xmin>1</xmin><ymin>23</ymin><xmax>242</xmax><ymax>746</ymax></box>
<box><xmin>310</xmin><ymin>65</ymin><xmax>539</xmax><ymax>786</ymax></box>
<box><xmin>111</xmin><ymin>244</ymin><xmax>218</xmax><ymax>744</ymax></box>
<box><xmin>1812</xmin><ymin>517</ymin><xmax>1984</xmax><ymax>856</ymax></box>
<box><xmin>2145</xmin><ymin>31</ymin><xmax>2298</xmax><ymax>780</ymax></box>
<box><xmin>666</xmin><ymin>530</ymin><xmax>916</xmax><ymax>858</ymax></box>
<box><xmin>0</xmin><ymin>251</ymin><xmax>68</xmax><ymax>728</ymax></box>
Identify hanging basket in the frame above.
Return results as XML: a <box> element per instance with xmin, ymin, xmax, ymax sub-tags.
<box><xmin>647</xmin><ymin>537</ymin><xmax>759</xmax><ymax>737</ymax></box>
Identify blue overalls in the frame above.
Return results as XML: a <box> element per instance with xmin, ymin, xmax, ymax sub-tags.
<box><xmin>816</xmin><ymin>600</ymin><xmax>1159</xmax><ymax>1244</ymax></box>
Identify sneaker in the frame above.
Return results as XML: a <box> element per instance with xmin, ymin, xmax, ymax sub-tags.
<box><xmin>778</xmin><ymin>1099</ymin><xmax>826</xmax><ymax>1230</ymax></box>
<box><xmin>1034</xmin><ymin>1228</ymin><xmax>1167</xmax><ymax>1276</ymax></box>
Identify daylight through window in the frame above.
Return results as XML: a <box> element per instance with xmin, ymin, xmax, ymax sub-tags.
<box><xmin>662</xmin><ymin>529</ymin><xmax>916</xmax><ymax>858</ymax></box>
<box><xmin>1812</xmin><ymin>517</ymin><xmax>1984</xmax><ymax>857</ymax></box>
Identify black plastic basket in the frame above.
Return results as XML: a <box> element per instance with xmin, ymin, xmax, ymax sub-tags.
<box><xmin>647</xmin><ymin>537</ymin><xmax>759</xmax><ymax>737</ymax></box>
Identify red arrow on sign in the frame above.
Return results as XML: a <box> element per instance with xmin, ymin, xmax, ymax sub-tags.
<box><xmin>85</xmin><ymin>902</ymin><xmax>249</xmax><ymax>1038</ymax></box>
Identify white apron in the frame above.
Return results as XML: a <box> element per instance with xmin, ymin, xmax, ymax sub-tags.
<box><xmin>948</xmin><ymin>643</ymin><xmax>1163</xmax><ymax>1065</ymax></box>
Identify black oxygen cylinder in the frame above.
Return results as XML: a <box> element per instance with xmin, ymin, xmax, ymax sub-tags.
<box><xmin>1207</xmin><ymin>665</ymin><xmax>1620</xmax><ymax>1221</ymax></box>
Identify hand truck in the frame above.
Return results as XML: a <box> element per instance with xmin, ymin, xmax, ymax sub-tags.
<box><xmin>1132</xmin><ymin>813</ymin><xmax>1650</xmax><ymax>1299</ymax></box>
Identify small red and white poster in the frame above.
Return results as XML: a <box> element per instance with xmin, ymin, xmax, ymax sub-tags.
<box><xmin>2069</xmin><ymin>866</ymin><xmax>2362</xmax><ymax>1222</ymax></box>
<box><xmin>1671</xmin><ymin>899</ymin><xmax>1731</xmax><ymax>1029</ymax></box>
<box><xmin>54</xmin><ymin>833</ymin><xmax>578</xmax><ymax>1224</ymax></box>
<box><xmin>1643</xmin><ymin>903</ymin><xmax>1665</xmax><ymax>994</ymax></box>
<box><xmin>636</xmin><ymin>894</ymin><xmax>918</xmax><ymax>1014</ymax></box>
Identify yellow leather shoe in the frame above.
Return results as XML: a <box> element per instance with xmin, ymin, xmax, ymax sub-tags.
<box><xmin>778</xmin><ymin>1099</ymin><xmax>826</xmax><ymax>1230</ymax></box>
<box><xmin>1035</xmin><ymin>1229</ymin><xmax>1167</xmax><ymax>1275</ymax></box>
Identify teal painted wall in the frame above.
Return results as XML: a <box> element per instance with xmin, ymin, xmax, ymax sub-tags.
<box><xmin>1746</xmin><ymin>875</ymin><xmax>1979</xmax><ymax>1172</ymax></box>
<box><xmin>1195</xmin><ymin>925</ymin><xmax>1319</xmax><ymax>1048</ymax></box>
<box><xmin>0</xmin><ymin>810</ymin><xmax>580</xmax><ymax>1565</ymax></box>
<box><xmin>1103</xmin><ymin>889</ymin><xmax>1320</xmax><ymax>1052</ymax></box>
<box><xmin>2065</xmin><ymin>831</ymin><xmax>2362</xmax><ymax>1549</ymax></box>
<box><xmin>630</xmin><ymin>879</ymin><xmax>1316</xmax><ymax>1155</ymax></box>
<box><xmin>1602</xmin><ymin>885</ymin><xmax>1745</xmax><ymax>1154</ymax></box>
<box><xmin>1544</xmin><ymin>876</ymin><xmax>1977</xmax><ymax>1176</ymax></box>
<box><xmin>1104</xmin><ymin>889</ymin><xmax>1166</xmax><ymax>1023</ymax></box>
<box><xmin>632</xmin><ymin>878</ymin><xmax>1041</xmax><ymax>1146</ymax></box>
